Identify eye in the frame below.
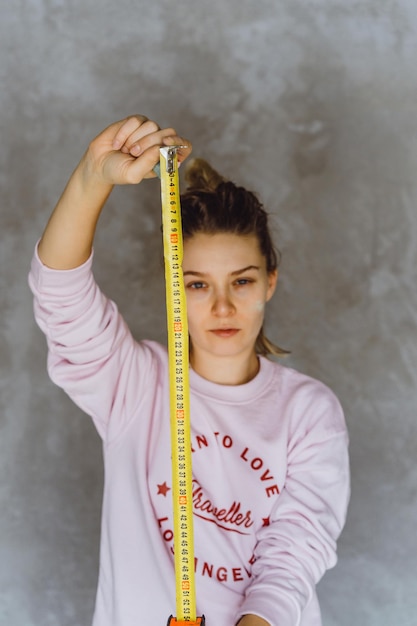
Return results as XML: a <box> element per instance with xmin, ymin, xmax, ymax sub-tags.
<box><xmin>234</xmin><ymin>278</ymin><xmax>254</xmax><ymax>286</ymax></box>
<box><xmin>187</xmin><ymin>281</ymin><xmax>206</xmax><ymax>290</ymax></box>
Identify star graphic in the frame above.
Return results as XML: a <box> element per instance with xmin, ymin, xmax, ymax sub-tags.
<box><xmin>157</xmin><ymin>482</ymin><xmax>171</xmax><ymax>497</ymax></box>
<box><xmin>262</xmin><ymin>517</ymin><xmax>270</xmax><ymax>527</ymax></box>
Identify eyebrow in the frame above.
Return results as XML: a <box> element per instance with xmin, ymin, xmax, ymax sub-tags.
<box><xmin>183</xmin><ymin>265</ymin><xmax>260</xmax><ymax>277</ymax></box>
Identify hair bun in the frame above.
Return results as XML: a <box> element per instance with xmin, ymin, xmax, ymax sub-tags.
<box><xmin>184</xmin><ymin>158</ymin><xmax>225</xmax><ymax>192</ymax></box>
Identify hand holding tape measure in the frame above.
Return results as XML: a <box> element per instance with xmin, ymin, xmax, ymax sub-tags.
<box><xmin>107</xmin><ymin>117</ymin><xmax>202</xmax><ymax>624</ymax></box>
<box><xmin>108</xmin><ymin>117</ymin><xmax>202</xmax><ymax>623</ymax></box>
<box><xmin>104</xmin><ymin>116</ymin><xmax>202</xmax><ymax>623</ymax></box>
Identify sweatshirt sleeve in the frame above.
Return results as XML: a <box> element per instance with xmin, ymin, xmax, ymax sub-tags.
<box><xmin>28</xmin><ymin>245</ymin><xmax>154</xmax><ymax>441</ymax></box>
<box><xmin>237</xmin><ymin>380</ymin><xmax>350</xmax><ymax>626</ymax></box>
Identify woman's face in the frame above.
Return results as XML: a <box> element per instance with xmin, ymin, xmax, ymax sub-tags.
<box><xmin>182</xmin><ymin>232</ymin><xmax>277</xmax><ymax>381</ymax></box>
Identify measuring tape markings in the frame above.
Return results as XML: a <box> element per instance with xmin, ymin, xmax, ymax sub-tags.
<box><xmin>159</xmin><ymin>147</ymin><xmax>200</xmax><ymax>624</ymax></box>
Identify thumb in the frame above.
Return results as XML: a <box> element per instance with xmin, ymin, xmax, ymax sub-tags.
<box><xmin>122</xmin><ymin>145</ymin><xmax>162</xmax><ymax>184</ymax></box>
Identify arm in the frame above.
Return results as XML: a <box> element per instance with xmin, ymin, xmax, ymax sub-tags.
<box><xmin>38</xmin><ymin>115</ymin><xmax>191</xmax><ymax>269</ymax></box>
<box><xmin>29</xmin><ymin>249</ymin><xmax>139</xmax><ymax>439</ymax></box>
<box><xmin>29</xmin><ymin>115</ymin><xmax>191</xmax><ymax>437</ymax></box>
<box><xmin>238</xmin><ymin>386</ymin><xmax>350</xmax><ymax>626</ymax></box>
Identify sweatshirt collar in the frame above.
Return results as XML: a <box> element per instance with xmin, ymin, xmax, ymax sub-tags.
<box><xmin>189</xmin><ymin>356</ymin><xmax>276</xmax><ymax>404</ymax></box>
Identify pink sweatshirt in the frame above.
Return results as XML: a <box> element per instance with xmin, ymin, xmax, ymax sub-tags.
<box><xmin>29</xmin><ymin>247</ymin><xmax>350</xmax><ymax>626</ymax></box>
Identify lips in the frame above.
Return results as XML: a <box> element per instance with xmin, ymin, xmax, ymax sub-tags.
<box><xmin>209</xmin><ymin>328</ymin><xmax>240</xmax><ymax>338</ymax></box>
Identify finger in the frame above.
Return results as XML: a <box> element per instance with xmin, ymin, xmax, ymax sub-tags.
<box><xmin>128</xmin><ymin>126</ymin><xmax>178</xmax><ymax>156</ymax></box>
<box><xmin>162</xmin><ymin>135</ymin><xmax>193</xmax><ymax>164</ymax></box>
<box><xmin>123</xmin><ymin>144</ymin><xmax>164</xmax><ymax>184</ymax></box>
<box><xmin>128</xmin><ymin>126</ymin><xmax>178</xmax><ymax>157</ymax></box>
<box><xmin>116</xmin><ymin>119</ymin><xmax>164</xmax><ymax>154</ymax></box>
<box><xmin>122</xmin><ymin>119</ymin><xmax>166</xmax><ymax>153</ymax></box>
<box><xmin>112</xmin><ymin>115</ymin><xmax>151</xmax><ymax>151</ymax></box>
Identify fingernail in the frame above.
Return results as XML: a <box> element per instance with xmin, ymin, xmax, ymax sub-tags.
<box><xmin>112</xmin><ymin>140</ymin><xmax>122</xmax><ymax>150</ymax></box>
<box><xmin>130</xmin><ymin>144</ymin><xmax>142</xmax><ymax>156</ymax></box>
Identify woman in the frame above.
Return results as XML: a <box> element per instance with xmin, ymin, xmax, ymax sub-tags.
<box><xmin>29</xmin><ymin>115</ymin><xmax>350</xmax><ymax>626</ymax></box>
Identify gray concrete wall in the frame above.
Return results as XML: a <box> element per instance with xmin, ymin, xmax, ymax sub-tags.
<box><xmin>1</xmin><ymin>1</ymin><xmax>416</xmax><ymax>624</ymax></box>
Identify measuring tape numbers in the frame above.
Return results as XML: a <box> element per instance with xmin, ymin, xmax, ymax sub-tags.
<box><xmin>158</xmin><ymin>147</ymin><xmax>205</xmax><ymax>626</ymax></box>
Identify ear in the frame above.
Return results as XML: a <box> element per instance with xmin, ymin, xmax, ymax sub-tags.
<box><xmin>266</xmin><ymin>269</ymin><xmax>278</xmax><ymax>302</ymax></box>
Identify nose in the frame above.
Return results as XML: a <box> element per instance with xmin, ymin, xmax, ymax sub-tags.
<box><xmin>211</xmin><ymin>289</ymin><xmax>236</xmax><ymax>317</ymax></box>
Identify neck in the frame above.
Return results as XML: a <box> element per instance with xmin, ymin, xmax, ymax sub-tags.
<box><xmin>190</xmin><ymin>350</ymin><xmax>260</xmax><ymax>385</ymax></box>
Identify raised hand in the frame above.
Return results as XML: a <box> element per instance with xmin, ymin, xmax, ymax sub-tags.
<box><xmin>82</xmin><ymin>115</ymin><xmax>192</xmax><ymax>186</ymax></box>
<box><xmin>38</xmin><ymin>114</ymin><xmax>191</xmax><ymax>269</ymax></box>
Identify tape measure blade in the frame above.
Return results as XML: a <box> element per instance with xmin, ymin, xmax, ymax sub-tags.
<box><xmin>160</xmin><ymin>147</ymin><xmax>197</xmax><ymax>622</ymax></box>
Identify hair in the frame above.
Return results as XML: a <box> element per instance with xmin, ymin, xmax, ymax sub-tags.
<box><xmin>180</xmin><ymin>158</ymin><xmax>289</xmax><ymax>357</ymax></box>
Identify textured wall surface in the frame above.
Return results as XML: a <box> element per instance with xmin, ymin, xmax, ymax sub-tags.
<box><xmin>1</xmin><ymin>1</ymin><xmax>417</xmax><ymax>624</ymax></box>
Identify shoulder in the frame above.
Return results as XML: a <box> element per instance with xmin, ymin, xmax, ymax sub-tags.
<box><xmin>260</xmin><ymin>357</ymin><xmax>347</xmax><ymax>438</ymax></box>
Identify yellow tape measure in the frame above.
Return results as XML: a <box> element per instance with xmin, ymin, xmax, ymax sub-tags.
<box><xmin>158</xmin><ymin>147</ymin><xmax>204</xmax><ymax>626</ymax></box>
